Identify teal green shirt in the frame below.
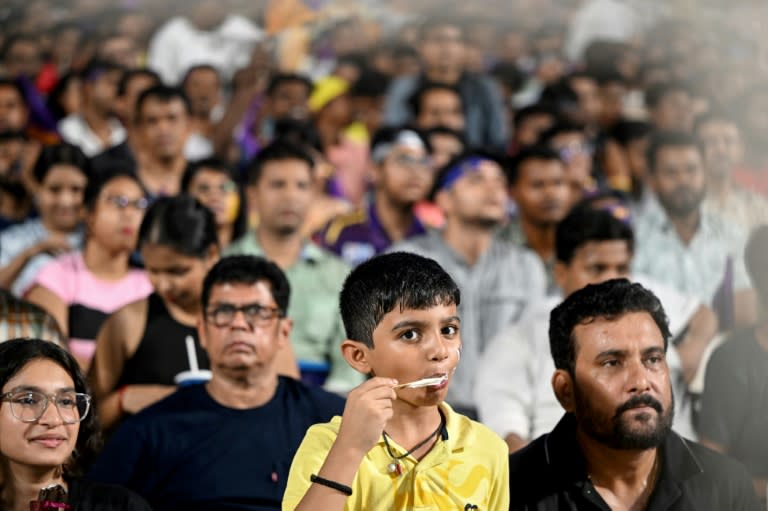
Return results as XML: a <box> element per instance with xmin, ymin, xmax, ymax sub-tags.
<box><xmin>224</xmin><ymin>233</ymin><xmax>363</xmax><ymax>393</ymax></box>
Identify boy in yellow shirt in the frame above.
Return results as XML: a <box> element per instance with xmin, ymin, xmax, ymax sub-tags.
<box><xmin>283</xmin><ymin>251</ymin><xmax>509</xmax><ymax>510</ymax></box>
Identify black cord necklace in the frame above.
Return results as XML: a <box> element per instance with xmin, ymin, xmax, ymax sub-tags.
<box><xmin>381</xmin><ymin>414</ymin><xmax>445</xmax><ymax>476</ymax></box>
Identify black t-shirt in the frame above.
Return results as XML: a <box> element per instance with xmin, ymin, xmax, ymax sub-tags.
<box><xmin>67</xmin><ymin>478</ymin><xmax>152</xmax><ymax>510</ymax></box>
<box><xmin>698</xmin><ymin>327</ymin><xmax>768</xmax><ymax>478</ymax></box>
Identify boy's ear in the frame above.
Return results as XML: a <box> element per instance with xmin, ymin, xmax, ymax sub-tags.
<box><xmin>340</xmin><ymin>339</ymin><xmax>373</xmax><ymax>375</ymax></box>
<box><xmin>552</xmin><ymin>369</ymin><xmax>575</xmax><ymax>413</ymax></box>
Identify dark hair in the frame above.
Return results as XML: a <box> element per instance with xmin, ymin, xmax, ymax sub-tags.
<box><xmin>83</xmin><ymin>169</ymin><xmax>143</xmax><ymax>211</ymax></box>
<box><xmin>246</xmin><ymin>139</ymin><xmax>314</xmax><ymax>185</ymax></box>
<box><xmin>32</xmin><ymin>143</ymin><xmax>90</xmax><ymax>184</ymax></box>
<box><xmin>266</xmin><ymin>73</ymin><xmax>313</xmax><ymax>98</ymax></box>
<box><xmin>489</xmin><ymin>61</ymin><xmax>526</xmax><ymax>94</ymax></box>
<box><xmin>350</xmin><ymin>69</ymin><xmax>390</xmax><ymax>98</ymax></box>
<box><xmin>181</xmin><ymin>159</ymin><xmax>247</xmax><ymax>240</ymax></box>
<box><xmin>135</xmin><ymin>85</ymin><xmax>191</xmax><ymax>121</ymax></box>
<box><xmin>429</xmin><ymin>147</ymin><xmax>509</xmax><ymax>200</ymax></box>
<box><xmin>0</xmin><ymin>33</ymin><xmax>39</xmax><ymax>61</ymax></box>
<box><xmin>645</xmin><ymin>81</ymin><xmax>690</xmax><ymax>110</ymax></box>
<box><xmin>609</xmin><ymin>120</ymin><xmax>652</xmax><ymax>147</ymax></box>
<box><xmin>46</xmin><ymin>72</ymin><xmax>80</xmax><ymax>121</ymax></box>
<box><xmin>692</xmin><ymin>110</ymin><xmax>741</xmax><ymax>137</ymax></box>
<box><xmin>79</xmin><ymin>58</ymin><xmax>123</xmax><ymax>83</ymax></box>
<box><xmin>745</xmin><ymin>224</ymin><xmax>768</xmax><ymax>304</ymax></box>
<box><xmin>539</xmin><ymin>79</ymin><xmax>580</xmax><ymax>114</ymax></box>
<box><xmin>507</xmin><ymin>145</ymin><xmax>562</xmax><ymax>185</ymax></box>
<box><xmin>138</xmin><ymin>194</ymin><xmax>218</xmax><ymax>258</ymax></box>
<box><xmin>424</xmin><ymin>125</ymin><xmax>467</xmax><ymax>147</ymax></box>
<box><xmin>273</xmin><ymin>119</ymin><xmax>323</xmax><ymax>153</ymax></box>
<box><xmin>117</xmin><ymin>68</ymin><xmax>161</xmax><ymax>97</ymax></box>
<box><xmin>180</xmin><ymin>64</ymin><xmax>220</xmax><ymax>89</ymax></box>
<box><xmin>645</xmin><ymin>131</ymin><xmax>700</xmax><ymax>173</ymax></box>
<box><xmin>408</xmin><ymin>82</ymin><xmax>462</xmax><ymax>118</ymax></box>
<box><xmin>201</xmin><ymin>255</ymin><xmax>290</xmax><ymax>314</ymax></box>
<box><xmin>549</xmin><ymin>279</ymin><xmax>671</xmax><ymax>374</ymax></box>
<box><xmin>0</xmin><ymin>78</ymin><xmax>26</xmax><ymax>105</ymax></box>
<box><xmin>0</xmin><ymin>339</ymin><xmax>101</xmax><ymax>478</ymax></box>
<box><xmin>555</xmin><ymin>205</ymin><xmax>634</xmax><ymax>264</ymax></box>
<box><xmin>513</xmin><ymin>103</ymin><xmax>558</xmax><ymax>128</ymax></box>
<box><xmin>370</xmin><ymin>125</ymin><xmax>430</xmax><ymax>155</ymax></box>
<box><xmin>538</xmin><ymin>119</ymin><xmax>586</xmax><ymax>146</ymax></box>
<box><xmin>340</xmin><ymin>252</ymin><xmax>460</xmax><ymax>348</ymax></box>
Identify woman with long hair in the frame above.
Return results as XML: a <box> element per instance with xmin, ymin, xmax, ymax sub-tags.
<box><xmin>0</xmin><ymin>338</ymin><xmax>151</xmax><ymax>510</ymax></box>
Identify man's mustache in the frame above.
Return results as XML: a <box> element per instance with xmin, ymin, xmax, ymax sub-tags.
<box><xmin>615</xmin><ymin>394</ymin><xmax>663</xmax><ymax>418</ymax></box>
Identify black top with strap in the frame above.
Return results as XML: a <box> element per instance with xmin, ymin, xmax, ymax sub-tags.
<box><xmin>116</xmin><ymin>293</ymin><xmax>209</xmax><ymax>387</ymax></box>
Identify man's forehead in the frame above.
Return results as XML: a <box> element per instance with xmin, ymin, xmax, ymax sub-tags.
<box><xmin>573</xmin><ymin>312</ymin><xmax>664</xmax><ymax>350</ymax></box>
<box><xmin>210</xmin><ymin>281</ymin><xmax>274</xmax><ymax>301</ymax></box>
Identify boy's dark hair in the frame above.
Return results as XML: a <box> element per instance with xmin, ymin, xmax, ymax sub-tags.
<box><xmin>429</xmin><ymin>147</ymin><xmax>509</xmax><ymax>200</ymax></box>
<box><xmin>489</xmin><ymin>61</ymin><xmax>526</xmax><ymax>94</ymax></box>
<box><xmin>117</xmin><ymin>68</ymin><xmax>161</xmax><ymax>97</ymax></box>
<box><xmin>407</xmin><ymin>82</ymin><xmax>463</xmax><ymax>118</ymax></box>
<box><xmin>538</xmin><ymin>119</ymin><xmax>586</xmax><ymax>146</ymax></box>
<box><xmin>646</xmin><ymin>131</ymin><xmax>700</xmax><ymax>174</ymax></box>
<box><xmin>340</xmin><ymin>252</ymin><xmax>460</xmax><ymax>348</ymax></box>
<box><xmin>0</xmin><ymin>78</ymin><xmax>26</xmax><ymax>104</ymax></box>
<box><xmin>549</xmin><ymin>278</ymin><xmax>671</xmax><ymax>375</ymax></box>
<box><xmin>0</xmin><ymin>338</ymin><xmax>101</xmax><ymax>476</ymax></box>
<box><xmin>246</xmin><ymin>139</ymin><xmax>314</xmax><ymax>185</ymax></box>
<box><xmin>180</xmin><ymin>64</ymin><xmax>220</xmax><ymax>88</ymax></box>
<box><xmin>201</xmin><ymin>255</ymin><xmax>291</xmax><ymax>315</ymax></box>
<box><xmin>83</xmin><ymin>168</ymin><xmax>143</xmax><ymax>211</ymax></box>
<box><xmin>370</xmin><ymin>125</ymin><xmax>430</xmax><ymax>158</ymax></box>
<box><xmin>350</xmin><ymin>69</ymin><xmax>390</xmax><ymax>98</ymax></box>
<box><xmin>33</xmin><ymin>143</ymin><xmax>90</xmax><ymax>184</ymax></box>
<box><xmin>645</xmin><ymin>81</ymin><xmax>690</xmax><ymax>110</ymax></box>
<box><xmin>266</xmin><ymin>73</ymin><xmax>313</xmax><ymax>98</ymax></box>
<box><xmin>425</xmin><ymin>125</ymin><xmax>466</xmax><ymax>147</ymax></box>
<box><xmin>609</xmin><ymin>120</ymin><xmax>652</xmax><ymax>147</ymax></box>
<box><xmin>507</xmin><ymin>145</ymin><xmax>562</xmax><ymax>185</ymax></box>
<box><xmin>80</xmin><ymin>58</ymin><xmax>123</xmax><ymax>83</ymax></box>
<box><xmin>135</xmin><ymin>85</ymin><xmax>192</xmax><ymax>121</ymax></box>
<box><xmin>555</xmin><ymin>204</ymin><xmax>634</xmax><ymax>264</ymax></box>
<box><xmin>513</xmin><ymin>103</ymin><xmax>557</xmax><ymax>129</ymax></box>
<box><xmin>138</xmin><ymin>194</ymin><xmax>219</xmax><ymax>258</ymax></box>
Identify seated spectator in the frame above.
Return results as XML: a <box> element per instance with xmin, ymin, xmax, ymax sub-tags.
<box><xmin>181</xmin><ymin>64</ymin><xmax>222</xmax><ymax>160</ymax></box>
<box><xmin>225</xmin><ymin>141</ymin><xmax>360</xmax><ymax>393</ymax></box>
<box><xmin>320</xmin><ymin>127</ymin><xmax>431</xmax><ymax>266</ymax></box>
<box><xmin>58</xmin><ymin>60</ymin><xmax>127</xmax><ymax>157</ymax></box>
<box><xmin>477</xmin><ymin>205</ymin><xmax>715</xmax><ymax>452</ymax></box>
<box><xmin>45</xmin><ymin>71</ymin><xmax>82</xmax><ymax>123</ymax></box>
<box><xmin>699</xmin><ymin>224</ymin><xmax>768</xmax><ymax>502</ymax></box>
<box><xmin>646</xmin><ymin>81</ymin><xmax>694</xmax><ymax>132</ymax></box>
<box><xmin>633</xmin><ymin>131</ymin><xmax>756</xmax><ymax>328</ymax></box>
<box><xmin>499</xmin><ymin>146</ymin><xmax>571</xmax><ymax>294</ymax></box>
<box><xmin>408</xmin><ymin>82</ymin><xmax>466</xmax><ymax>133</ymax></box>
<box><xmin>181</xmin><ymin>158</ymin><xmax>248</xmax><ymax>249</ymax></box>
<box><xmin>348</xmin><ymin>68</ymin><xmax>390</xmax><ymax>141</ymax></box>
<box><xmin>423</xmin><ymin>126</ymin><xmax>465</xmax><ymax>170</ymax></box>
<box><xmin>539</xmin><ymin>120</ymin><xmax>598</xmax><ymax>204</ymax></box>
<box><xmin>26</xmin><ymin>170</ymin><xmax>153</xmax><ymax>369</ymax></box>
<box><xmin>509</xmin><ymin>103</ymin><xmax>557</xmax><ymax>155</ymax></box>
<box><xmin>283</xmin><ymin>252</ymin><xmax>509</xmax><ymax>510</ymax></box>
<box><xmin>0</xmin><ymin>143</ymin><xmax>87</xmax><ymax>296</ymax></box>
<box><xmin>88</xmin><ymin>256</ymin><xmax>344</xmax><ymax>511</ymax></box>
<box><xmin>0</xmin><ymin>338</ymin><xmax>152</xmax><ymax>510</ymax></box>
<box><xmin>508</xmin><ymin>279</ymin><xmax>760</xmax><ymax>510</ymax></box>
<box><xmin>391</xmin><ymin>150</ymin><xmax>547</xmax><ymax>417</ymax></box>
<box><xmin>0</xmin><ymin>289</ymin><xmax>63</xmax><ymax>345</ymax></box>
<box><xmin>0</xmin><ymin>78</ymin><xmax>30</xmax><ymax>133</ymax></box>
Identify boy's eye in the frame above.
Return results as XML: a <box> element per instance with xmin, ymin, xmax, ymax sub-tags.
<box><xmin>442</xmin><ymin>325</ymin><xmax>459</xmax><ymax>336</ymax></box>
<box><xmin>400</xmin><ymin>330</ymin><xmax>420</xmax><ymax>342</ymax></box>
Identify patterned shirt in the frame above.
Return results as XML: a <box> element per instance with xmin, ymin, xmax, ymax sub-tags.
<box><xmin>703</xmin><ymin>186</ymin><xmax>768</xmax><ymax>233</ymax></box>
<box><xmin>0</xmin><ymin>289</ymin><xmax>64</xmax><ymax>345</ymax></box>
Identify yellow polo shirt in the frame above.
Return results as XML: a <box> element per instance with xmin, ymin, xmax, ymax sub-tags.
<box><xmin>282</xmin><ymin>403</ymin><xmax>509</xmax><ymax>510</ymax></box>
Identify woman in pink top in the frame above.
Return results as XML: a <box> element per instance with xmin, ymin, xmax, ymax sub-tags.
<box><xmin>26</xmin><ymin>170</ymin><xmax>153</xmax><ymax>370</ymax></box>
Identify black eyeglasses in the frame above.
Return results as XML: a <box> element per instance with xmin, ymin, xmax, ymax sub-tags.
<box><xmin>105</xmin><ymin>195</ymin><xmax>149</xmax><ymax>211</ymax></box>
<box><xmin>206</xmin><ymin>303</ymin><xmax>282</xmax><ymax>328</ymax></box>
<box><xmin>0</xmin><ymin>390</ymin><xmax>91</xmax><ymax>424</ymax></box>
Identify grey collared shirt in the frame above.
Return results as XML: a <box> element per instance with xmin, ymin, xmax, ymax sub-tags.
<box><xmin>390</xmin><ymin>229</ymin><xmax>547</xmax><ymax>409</ymax></box>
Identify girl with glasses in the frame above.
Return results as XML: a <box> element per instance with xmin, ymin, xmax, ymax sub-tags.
<box><xmin>0</xmin><ymin>338</ymin><xmax>151</xmax><ymax>510</ymax></box>
<box><xmin>25</xmin><ymin>170</ymin><xmax>153</xmax><ymax>371</ymax></box>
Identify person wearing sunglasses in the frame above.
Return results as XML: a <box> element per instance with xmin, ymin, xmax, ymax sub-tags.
<box><xmin>25</xmin><ymin>170</ymin><xmax>153</xmax><ymax>371</ymax></box>
<box><xmin>0</xmin><ymin>338</ymin><xmax>151</xmax><ymax>510</ymax></box>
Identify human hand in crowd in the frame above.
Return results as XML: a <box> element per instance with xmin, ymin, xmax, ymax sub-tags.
<box><xmin>335</xmin><ymin>377</ymin><xmax>398</xmax><ymax>456</ymax></box>
<box><xmin>34</xmin><ymin>233</ymin><xmax>72</xmax><ymax>256</ymax></box>
<box><xmin>120</xmin><ymin>384</ymin><xmax>176</xmax><ymax>415</ymax></box>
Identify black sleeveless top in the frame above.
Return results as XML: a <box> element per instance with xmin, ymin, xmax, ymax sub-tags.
<box><xmin>116</xmin><ymin>293</ymin><xmax>210</xmax><ymax>387</ymax></box>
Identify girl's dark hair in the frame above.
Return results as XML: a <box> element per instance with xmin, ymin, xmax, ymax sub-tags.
<box><xmin>138</xmin><ymin>194</ymin><xmax>219</xmax><ymax>258</ymax></box>
<box><xmin>0</xmin><ymin>339</ymin><xmax>102</xmax><ymax>479</ymax></box>
<box><xmin>180</xmin><ymin>159</ymin><xmax>247</xmax><ymax>241</ymax></box>
<box><xmin>46</xmin><ymin>72</ymin><xmax>80</xmax><ymax>121</ymax></box>
<box><xmin>82</xmin><ymin>168</ymin><xmax>143</xmax><ymax>211</ymax></box>
<box><xmin>33</xmin><ymin>143</ymin><xmax>90</xmax><ymax>184</ymax></box>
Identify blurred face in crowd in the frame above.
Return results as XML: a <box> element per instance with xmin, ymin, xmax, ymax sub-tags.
<box><xmin>651</xmin><ymin>89</ymin><xmax>693</xmax><ymax>132</ymax></box>
<box><xmin>570</xmin><ymin>76</ymin><xmax>602</xmax><ymax>128</ymax></box>
<box><xmin>419</xmin><ymin>24</ymin><xmax>466</xmax><ymax>74</ymax></box>
<box><xmin>137</xmin><ymin>97</ymin><xmax>191</xmax><ymax>161</ymax></box>
<box><xmin>187</xmin><ymin>168</ymin><xmax>239</xmax><ymax>228</ymax></box>
<box><xmin>267</xmin><ymin>81</ymin><xmax>310</xmax><ymax>121</ymax></box>
<box><xmin>437</xmin><ymin>159</ymin><xmax>508</xmax><ymax>227</ymax></box>
<box><xmin>554</xmin><ymin>240</ymin><xmax>632</xmax><ymax>297</ymax></box>
<box><xmin>248</xmin><ymin>158</ymin><xmax>313</xmax><ymax>237</ymax></box>
<box><xmin>0</xmin><ymin>85</ymin><xmax>29</xmax><ymax>132</ymax></box>
<box><xmin>650</xmin><ymin>145</ymin><xmax>706</xmax><ymax>219</ymax></box>
<box><xmin>0</xmin><ymin>135</ymin><xmax>24</xmax><ymax>176</ymax></box>
<box><xmin>189</xmin><ymin>0</ymin><xmax>228</xmax><ymax>31</ymax></box>
<box><xmin>87</xmin><ymin>176</ymin><xmax>147</xmax><ymax>253</ymax></box>
<box><xmin>142</xmin><ymin>242</ymin><xmax>217</xmax><ymax>312</ymax></box>
<box><xmin>37</xmin><ymin>165</ymin><xmax>88</xmax><ymax>232</ymax></box>
<box><xmin>376</xmin><ymin>143</ymin><xmax>433</xmax><ymax>208</ymax></box>
<box><xmin>415</xmin><ymin>88</ymin><xmax>465</xmax><ymax>132</ymax></box>
<box><xmin>199</xmin><ymin>281</ymin><xmax>290</xmax><ymax>374</ymax></box>
<box><xmin>183</xmin><ymin>68</ymin><xmax>221</xmax><ymax>119</ymax></box>
<box><xmin>626</xmin><ymin>137</ymin><xmax>650</xmax><ymax>182</ymax></box>
<box><xmin>428</xmin><ymin>132</ymin><xmax>464</xmax><ymax>170</ymax></box>
<box><xmin>351</xmin><ymin>95</ymin><xmax>386</xmax><ymax>137</ymax></box>
<box><xmin>515</xmin><ymin>113</ymin><xmax>555</xmax><ymax>148</ymax></box>
<box><xmin>3</xmin><ymin>38</ymin><xmax>43</xmax><ymax>79</ymax></box>
<box><xmin>600</xmin><ymin>81</ymin><xmax>627</xmax><ymax>128</ymax></box>
<box><xmin>85</xmin><ymin>69</ymin><xmax>122</xmax><ymax>116</ymax></box>
<box><xmin>510</xmin><ymin>157</ymin><xmax>570</xmax><ymax>228</ymax></box>
<box><xmin>549</xmin><ymin>132</ymin><xmax>593</xmax><ymax>204</ymax></box>
<box><xmin>117</xmin><ymin>73</ymin><xmax>159</xmax><ymax>125</ymax></box>
<box><xmin>696</xmin><ymin>119</ymin><xmax>744</xmax><ymax>182</ymax></box>
<box><xmin>98</xmin><ymin>36</ymin><xmax>139</xmax><ymax>69</ymax></box>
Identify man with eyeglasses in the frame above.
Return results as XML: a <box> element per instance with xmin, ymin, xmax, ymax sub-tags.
<box><xmin>321</xmin><ymin>127</ymin><xmax>432</xmax><ymax>267</ymax></box>
<box><xmin>88</xmin><ymin>255</ymin><xmax>345</xmax><ymax>511</ymax></box>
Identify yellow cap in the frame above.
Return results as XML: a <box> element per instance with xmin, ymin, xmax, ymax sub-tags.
<box><xmin>309</xmin><ymin>76</ymin><xmax>349</xmax><ymax>113</ymax></box>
